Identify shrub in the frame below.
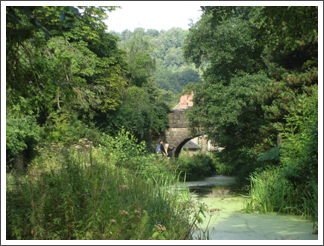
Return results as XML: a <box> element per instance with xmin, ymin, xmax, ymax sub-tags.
<box><xmin>280</xmin><ymin>104</ymin><xmax>318</xmax><ymax>188</ymax></box>
<box><xmin>40</xmin><ymin>110</ymin><xmax>101</xmax><ymax>147</ymax></box>
<box><xmin>98</xmin><ymin>127</ymin><xmax>147</xmax><ymax>169</ymax></box>
<box><xmin>174</xmin><ymin>150</ymin><xmax>216</xmax><ymax>181</ymax></box>
<box><xmin>6</xmin><ymin>112</ymin><xmax>40</xmax><ymax>168</ymax></box>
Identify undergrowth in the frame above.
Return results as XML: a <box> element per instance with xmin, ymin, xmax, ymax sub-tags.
<box><xmin>6</xmin><ymin>135</ymin><xmax>209</xmax><ymax>240</ymax></box>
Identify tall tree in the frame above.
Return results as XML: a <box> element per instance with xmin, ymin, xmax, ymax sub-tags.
<box><xmin>182</xmin><ymin>6</ymin><xmax>318</xmax><ymax>177</ymax></box>
<box><xmin>6</xmin><ymin>6</ymin><xmax>128</xmax><ymax>119</ymax></box>
<box><xmin>119</xmin><ymin>28</ymin><xmax>156</xmax><ymax>87</ymax></box>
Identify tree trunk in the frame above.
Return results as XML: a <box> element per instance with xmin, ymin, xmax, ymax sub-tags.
<box><xmin>277</xmin><ymin>133</ymin><xmax>281</xmax><ymax>146</ymax></box>
<box><xmin>15</xmin><ymin>152</ymin><xmax>25</xmax><ymax>171</ymax></box>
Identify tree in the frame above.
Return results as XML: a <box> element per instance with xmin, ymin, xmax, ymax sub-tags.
<box><xmin>145</xmin><ymin>28</ymin><xmax>159</xmax><ymax>37</ymax></box>
<box><xmin>111</xmin><ymin>27</ymin><xmax>202</xmax><ymax>94</ymax></box>
<box><xmin>6</xmin><ymin>6</ymin><xmax>129</xmax><ymax>165</ymax></box>
<box><xmin>120</xmin><ymin>29</ymin><xmax>132</xmax><ymax>41</ymax></box>
<box><xmin>119</xmin><ymin>28</ymin><xmax>156</xmax><ymax>87</ymax></box>
<box><xmin>94</xmin><ymin>85</ymin><xmax>170</xmax><ymax>142</ymax></box>
<box><xmin>6</xmin><ymin>6</ymin><xmax>128</xmax><ymax>119</ymax></box>
<box><xmin>182</xmin><ymin>6</ymin><xmax>318</xmax><ymax>178</ymax></box>
<box><xmin>257</xmin><ymin>6</ymin><xmax>318</xmax><ymax>51</ymax></box>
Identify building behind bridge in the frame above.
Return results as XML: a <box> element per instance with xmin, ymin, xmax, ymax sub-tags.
<box><xmin>172</xmin><ymin>91</ymin><xmax>194</xmax><ymax>110</ymax></box>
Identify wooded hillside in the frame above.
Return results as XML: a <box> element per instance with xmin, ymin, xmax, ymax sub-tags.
<box><xmin>110</xmin><ymin>27</ymin><xmax>202</xmax><ymax>94</ymax></box>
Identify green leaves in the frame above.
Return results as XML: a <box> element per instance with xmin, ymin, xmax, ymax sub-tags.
<box><xmin>182</xmin><ymin>6</ymin><xmax>318</xmax><ymax>180</ymax></box>
<box><xmin>279</xmin><ymin>88</ymin><xmax>318</xmax><ymax>186</ymax></box>
<box><xmin>99</xmin><ymin>85</ymin><xmax>169</xmax><ymax>140</ymax></box>
<box><xmin>113</xmin><ymin>27</ymin><xmax>199</xmax><ymax>94</ymax></box>
<box><xmin>258</xmin><ymin>6</ymin><xmax>318</xmax><ymax>51</ymax></box>
<box><xmin>119</xmin><ymin>29</ymin><xmax>157</xmax><ymax>87</ymax></box>
<box><xmin>59</xmin><ymin>12</ymin><xmax>65</xmax><ymax>22</ymax></box>
<box><xmin>6</xmin><ymin>112</ymin><xmax>40</xmax><ymax>164</ymax></box>
<box><xmin>6</xmin><ymin>6</ymin><xmax>128</xmax><ymax>118</ymax></box>
<box><xmin>257</xmin><ymin>146</ymin><xmax>280</xmax><ymax>162</ymax></box>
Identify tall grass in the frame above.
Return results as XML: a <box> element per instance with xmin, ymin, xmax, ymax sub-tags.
<box><xmin>242</xmin><ymin>166</ymin><xmax>293</xmax><ymax>214</ymax></box>
<box><xmin>284</xmin><ymin>183</ymin><xmax>318</xmax><ymax>231</ymax></box>
<box><xmin>6</xmin><ymin>144</ymin><xmax>200</xmax><ymax>240</ymax></box>
<box><xmin>242</xmin><ymin>166</ymin><xmax>318</xmax><ymax>232</ymax></box>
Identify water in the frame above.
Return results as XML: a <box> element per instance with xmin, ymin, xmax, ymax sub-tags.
<box><xmin>185</xmin><ymin>175</ymin><xmax>319</xmax><ymax>241</ymax></box>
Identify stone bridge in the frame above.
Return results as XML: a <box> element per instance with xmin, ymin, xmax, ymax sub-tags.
<box><xmin>154</xmin><ymin>108</ymin><xmax>201</xmax><ymax>157</ymax></box>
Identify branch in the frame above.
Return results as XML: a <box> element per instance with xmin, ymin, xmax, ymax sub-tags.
<box><xmin>57</xmin><ymin>87</ymin><xmax>61</xmax><ymax>109</ymax></box>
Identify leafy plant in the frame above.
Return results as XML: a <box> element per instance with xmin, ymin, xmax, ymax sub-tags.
<box><xmin>257</xmin><ymin>146</ymin><xmax>280</xmax><ymax>162</ymax></box>
<box><xmin>6</xmin><ymin>143</ymin><xmax>198</xmax><ymax>240</ymax></box>
<box><xmin>174</xmin><ymin>150</ymin><xmax>216</xmax><ymax>181</ymax></box>
<box><xmin>278</xmin><ymin>88</ymin><xmax>318</xmax><ymax>187</ymax></box>
<box><xmin>6</xmin><ymin>111</ymin><xmax>40</xmax><ymax>168</ymax></box>
<box><xmin>40</xmin><ymin>110</ymin><xmax>101</xmax><ymax>146</ymax></box>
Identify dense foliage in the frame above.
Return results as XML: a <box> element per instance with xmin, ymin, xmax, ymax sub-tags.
<box><xmin>111</xmin><ymin>27</ymin><xmax>202</xmax><ymax>95</ymax></box>
<box><xmin>6</xmin><ymin>111</ymin><xmax>40</xmax><ymax>167</ymax></box>
<box><xmin>7</xmin><ymin>6</ymin><xmax>128</xmax><ymax>117</ymax></box>
<box><xmin>183</xmin><ymin>6</ymin><xmax>318</xmax><ymax>180</ymax></box>
<box><xmin>173</xmin><ymin>151</ymin><xmax>216</xmax><ymax>181</ymax></box>
<box><xmin>6</xmin><ymin>5</ymin><xmax>319</xmax><ymax>238</ymax></box>
<box><xmin>182</xmin><ymin>6</ymin><xmax>318</xmax><ymax>225</ymax></box>
<box><xmin>5</xmin><ymin>6</ymin><xmax>177</xmax><ymax>166</ymax></box>
<box><xmin>6</xmin><ymin>130</ymin><xmax>207</xmax><ymax>240</ymax></box>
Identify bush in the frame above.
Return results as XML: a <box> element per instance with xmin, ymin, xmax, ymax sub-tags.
<box><xmin>98</xmin><ymin>127</ymin><xmax>148</xmax><ymax>169</ymax></box>
<box><xmin>280</xmin><ymin>100</ymin><xmax>318</xmax><ymax>188</ymax></box>
<box><xmin>40</xmin><ymin>110</ymin><xmax>102</xmax><ymax>147</ymax></box>
<box><xmin>174</xmin><ymin>150</ymin><xmax>216</xmax><ymax>181</ymax></box>
<box><xmin>212</xmin><ymin>147</ymin><xmax>261</xmax><ymax>183</ymax></box>
<box><xmin>6</xmin><ymin>112</ymin><xmax>40</xmax><ymax>168</ymax></box>
<box><xmin>98</xmin><ymin>128</ymin><xmax>177</xmax><ymax>177</ymax></box>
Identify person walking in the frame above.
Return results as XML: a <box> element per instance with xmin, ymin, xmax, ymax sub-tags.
<box><xmin>155</xmin><ymin>140</ymin><xmax>166</xmax><ymax>157</ymax></box>
<box><xmin>164</xmin><ymin>144</ymin><xmax>175</xmax><ymax>159</ymax></box>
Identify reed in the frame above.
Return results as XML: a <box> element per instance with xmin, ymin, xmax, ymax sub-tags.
<box><xmin>6</xmin><ymin>145</ymin><xmax>199</xmax><ymax>240</ymax></box>
<box><xmin>242</xmin><ymin>166</ymin><xmax>318</xmax><ymax>234</ymax></box>
<box><xmin>284</xmin><ymin>183</ymin><xmax>318</xmax><ymax>231</ymax></box>
<box><xmin>242</xmin><ymin>166</ymin><xmax>294</xmax><ymax>214</ymax></box>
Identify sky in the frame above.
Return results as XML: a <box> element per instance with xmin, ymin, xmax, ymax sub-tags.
<box><xmin>103</xmin><ymin>3</ymin><xmax>202</xmax><ymax>33</ymax></box>
<box><xmin>101</xmin><ymin>1</ymin><xmax>324</xmax><ymax>34</ymax></box>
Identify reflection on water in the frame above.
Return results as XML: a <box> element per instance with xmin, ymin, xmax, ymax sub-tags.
<box><xmin>185</xmin><ymin>175</ymin><xmax>249</xmax><ymax>199</ymax></box>
<box><xmin>188</xmin><ymin>184</ymin><xmax>248</xmax><ymax>199</ymax></box>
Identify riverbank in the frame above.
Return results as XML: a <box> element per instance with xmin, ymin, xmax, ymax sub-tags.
<box><xmin>5</xmin><ymin>141</ymin><xmax>195</xmax><ymax>240</ymax></box>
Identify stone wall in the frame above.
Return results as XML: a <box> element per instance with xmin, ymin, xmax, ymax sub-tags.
<box><xmin>167</xmin><ymin>109</ymin><xmax>189</xmax><ymax>128</ymax></box>
<box><xmin>152</xmin><ymin>108</ymin><xmax>202</xmax><ymax>157</ymax></box>
<box><xmin>165</xmin><ymin>127</ymin><xmax>191</xmax><ymax>148</ymax></box>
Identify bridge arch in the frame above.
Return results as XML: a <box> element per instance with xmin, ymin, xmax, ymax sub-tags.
<box><xmin>173</xmin><ymin>135</ymin><xmax>201</xmax><ymax>157</ymax></box>
<box><xmin>152</xmin><ymin>108</ymin><xmax>204</xmax><ymax>157</ymax></box>
<box><xmin>152</xmin><ymin>92</ymin><xmax>217</xmax><ymax>157</ymax></box>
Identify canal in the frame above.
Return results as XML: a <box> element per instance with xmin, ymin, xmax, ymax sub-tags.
<box><xmin>184</xmin><ymin>175</ymin><xmax>318</xmax><ymax>241</ymax></box>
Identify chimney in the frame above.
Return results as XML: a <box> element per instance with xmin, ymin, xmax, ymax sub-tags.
<box><xmin>175</xmin><ymin>91</ymin><xmax>194</xmax><ymax>109</ymax></box>
<box><xmin>180</xmin><ymin>94</ymin><xmax>188</xmax><ymax>108</ymax></box>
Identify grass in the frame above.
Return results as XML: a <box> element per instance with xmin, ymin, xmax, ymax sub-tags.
<box><xmin>242</xmin><ymin>166</ymin><xmax>294</xmax><ymax>214</ymax></box>
<box><xmin>241</xmin><ymin>166</ymin><xmax>318</xmax><ymax>232</ymax></box>
<box><xmin>6</xmin><ymin>144</ymin><xmax>206</xmax><ymax>240</ymax></box>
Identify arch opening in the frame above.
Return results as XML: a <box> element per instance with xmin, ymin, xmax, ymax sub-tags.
<box><xmin>174</xmin><ymin>135</ymin><xmax>201</xmax><ymax>158</ymax></box>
